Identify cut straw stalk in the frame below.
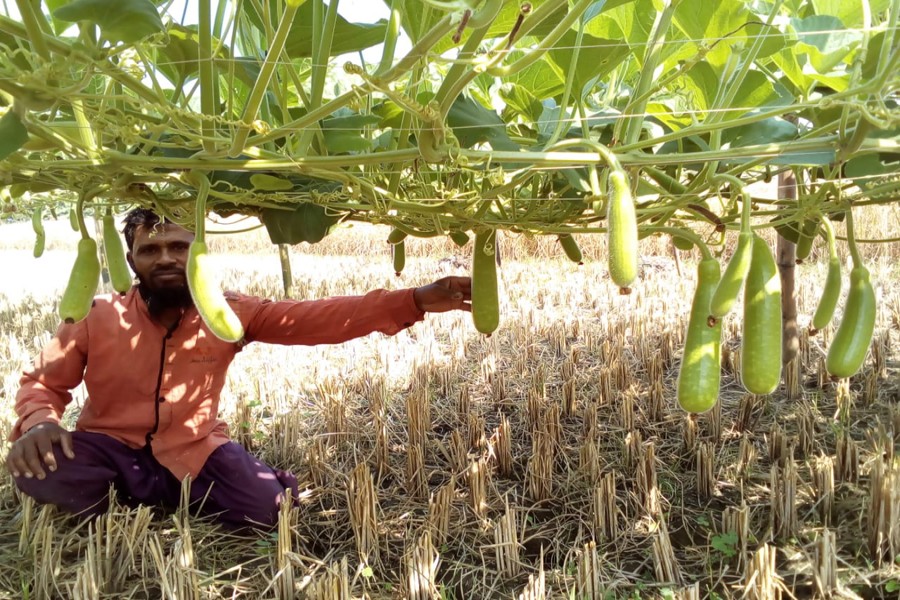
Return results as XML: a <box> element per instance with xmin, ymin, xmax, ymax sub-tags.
<box><xmin>527</xmin><ymin>430</ymin><xmax>554</xmax><ymax>503</ymax></box>
<box><xmin>493</xmin><ymin>502</ymin><xmax>521</xmax><ymax>578</ymax></box>
<box><xmin>770</xmin><ymin>460</ymin><xmax>798</xmax><ymax>541</ymax></box>
<box><xmin>428</xmin><ymin>477</ymin><xmax>455</xmax><ymax>545</ymax></box>
<box><xmin>494</xmin><ymin>413</ymin><xmax>513</xmax><ymax>477</ymax></box>
<box><xmin>592</xmin><ymin>472</ymin><xmax>620</xmax><ymax>542</ymax></box>
<box><xmin>407</xmin><ymin>532</ymin><xmax>439</xmax><ymax>600</ymax></box>
<box><xmin>743</xmin><ymin>544</ymin><xmax>783</xmax><ymax>600</ymax></box>
<box><xmin>722</xmin><ymin>502</ymin><xmax>750</xmax><ymax>569</ymax></box>
<box><xmin>814</xmin><ymin>529</ymin><xmax>838</xmax><ymax>597</ymax></box>
<box><xmin>867</xmin><ymin>459</ymin><xmax>900</xmax><ymax>566</ymax></box>
<box><xmin>309</xmin><ymin>557</ymin><xmax>350</xmax><ymax>600</ymax></box>
<box><xmin>576</xmin><ymin>541</ymin><xmax>605</xmax><ymax>600</ymax></box>
<box><xmin>347</xmin><ymin>464</ymin><xmax>380</xmax><ymax>564</ymax></box>
<box><xmin>651</xmin><ymin>515</ymin><xmax>683</xmax><ymax>586</ymax></box>
<box><xmin>468</xmin><ymin>458</ymin><xmax>490</xmax><ymax>517</ymax></box>
<box><xmin>812</xmin><ymin>456</ymin><xmax>835</xmax><ymax>526</ymax></box>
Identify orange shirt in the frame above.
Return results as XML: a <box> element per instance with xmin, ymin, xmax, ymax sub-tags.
<box><xmin>11</xmin><ymin>287</ymin><xmax>424</xmax><ymax>480</ymax></box>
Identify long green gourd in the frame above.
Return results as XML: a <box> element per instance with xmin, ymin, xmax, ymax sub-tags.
<box><xmin>102</xmin><ymin>210</ymin><xmax>132</xmax><ymax>294</ymax></box>
<box><xmin>811</xmin><ymin>215</ymin><xmax>841</xmax><ymax>332</ymax></box>
<box><xmin>709</xmin><ymin>176</ymin><xmax>753</xmax><ymax>321</ymax></box>
<box><xmin>678</xmin><ymin>255</ymin><xmax>723</xmax><ymax>413</ymax></box>
<box><xmin>740</xmin><ymin>235</ymin><xmax>782</xmax><ymax>394</ymax></box>
<box><xmin>186</xmin><ymin>172</ymin><xmax>244</xmax><ymax>342</ymax></box>
<box><xmin>59</xmin><ymin>194</ymin><xmax>101</xmax><ymax>324</ymax></box>
<box><xmin>826</xmin><ymin>208</ymin><xmax>876</xmax><ymax>378</ymax></box>
<box><xmin>472</xmin><ymin>228</ymin><xmax>499</xmax><ymax>335</ymax></box>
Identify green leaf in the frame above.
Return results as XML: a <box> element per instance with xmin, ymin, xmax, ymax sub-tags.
<box><xmin>732</xmin><ymin>71</ymin><xmax>794</xmax><ymax>112</ymax></box>
<box><xmin>811</xmin><ymin>0</ymin><xmax>891</xmax><ymax>28</ymax></box>
<box><xmin>261</xmin><ymin>202</ymin><xmax>342</xmax><ymax>245</ymax></box>
<box><xmin>250</xmin><ymin>174</ymin><xmax>294</xmax><ymax>191</ymax></box>
<box><xmin>741</xmin><ymin>21</ymin><xmax>787</xmax><ymax>59</ymax></box>
<box><xmin>447</xmin><ymin>95</ymin><xmax>519</xmax><ymax>152</ymax></box>
<box><xmin>156</xmin><ymin>24</ymin><xmax>202</xmax><ymax>85</ymax></box>
<box><xmin>43</xmin><ymin>0</ymin><xmax>74</xmax><ymax>36</ymax></box>
<box><xmin>54</xmin><ymin>0</ymin><xmax>165</xmax><ymax>44</ymax></box>
<box><xmin>0</xmin><ymin>30</ymin><xmax>32</xmax><ymax>71</ymax></box>
<box><xmin>547</xmin><ymin>30</ymin><xmax>631</xmax><ymax>98</ymax></box>
<box><xmin>499</xmin><ymin>83</ymin><xmax>544</xmax><ymax>122</ymax></box>
<box><xmin>711</xmin><ymin>532</ymin><xmax>738</xmax><ymax>557</ymax></box>
<box><xmin>0</xmin><ymin>110</ymin><xmax>29</xmax><ymax>161</ymax></box>
<box><xmin>321</xmin><ymin>112</ymin><xmax>381</xmax><ymax>154</ymax></box>
<box><xmin>372</xmin><ymin>100</ymin><xmax>405</xmax><ymax>131</ymax></box>
<box><xmin>724</xmin><ymin>117</ymin><xmax>798</xmax><ymax>148</ymax></box>
<box><xmin>244</xmin><ymin>1</ymin><xmax>387</xmax><ymax>59</ymax></box>
<box><xmin>861</xmin><ymin>31</ymin><xmax>886</xmax><ymax>80</ymax></box>
<box><xmin>791</xmin><ymin>15</ymin><xmax>862</xmax><ymax>73</ymax></box>
<box><xmin>506</xmin><ymin>54</ymin><xmax>564</xmax><ymax>100</ymax></box>
<box><xmin>686</xmin><ymin>64</ymin><xmax>790</xmax><ymax>118</ymax></box>
<box><xmin>844</xmin><ymin>154</ymin><xmax>900</xmax><ymax>192</ymax></box>
<box><xmin>673</xmin><ymin>0</ymin><xmax>750</xmax><ymax>68</ymax></box>
<box><xmin>584</xmin><ymin>0</ymin><xmax>655</xmax><ymax>62</ymax></box>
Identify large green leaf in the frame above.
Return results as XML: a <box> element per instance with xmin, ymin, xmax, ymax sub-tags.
<box><xmin>261</xmin><ymin>202</ymin><xmax>341</xmax><ymax>245</ymax></box>
<box><xmin>844</xmin><ymin>154</ymin><xmax>900</xmax><ymax>192</ymax></box>
<box><xmin>54</xmin><ymin>0</ymin><xmax>164</xmax><ymax>44</ymax></box>
<box><xmin>810</xmin><ymin>0</ymin><xmax>891</xmax><ymax>28</ymax></box>
<box><xmin>0</xmin><ymin>110</ymin><xmax>29</xmax><ymax>160</ymax></box>
<box><xmin>685</xmin><ymin>63</ymin><xmax>791</xmax><ymax>117</ymax></box>
<box><xmin>372</xmin><ymin>100</ymin><xmax>405</xmax><ymax>131</ymax></box>
<box><xmin>321</xmin><ymin>111</ymin><xmax>381</xmax><ymax>154</ymax></box>
<box><xmin>244</xmin><ymin>0</ymin><xmax>387</xmax><ymax>59</ymax></box>
<box><xmin>43</xmin><ymin>0</ymin><xmax>73</xmax><ymax>35</ymax></box>
<box><xmin>156</xmin><ymin>24</ymin><xmax>201</xmax><ymax>85</ymax></box>
<box><xmin>723</xmin><ymin>117</ymin><xmax>798</xmax><ymax>148</ymax></box>
<box><xmin>447</xmin><ymin>95</ymin><xmax>518</xmax><ymax>152</ymax></box>
<box><xmin>547</xmin><ymin>30</ymin><xmax>630</xmax><ymax>98</ymax></box>
<box><xmin>499</xmin><ymin>83</ymin><xmax>544</xmax><ymax>123</ymax></box>
<box><xmin>772</xmin><ymin>46</ymin><xmax>850</xmax><ymax>93</ymax></box>
<box><xmin>584</xmin><ymin>0</ymin><xmax>654</xmax><ymax>62</ymax></box>
<box><xmin>506</xmin><ymin>53</ymin><xmax>564</xmax><ymax>100</ymax></box>
<box><xmin>741</xmin><ymin>20</ymin><xmax>788</xmax><ymax>59</ymax></box>
<box><xmin>791</xmin><ymin>15</ymin><xmax>862</xmax><ymax>73</ymax></box>
<box><xmin>673</xmin><ymin>0</ymin><xmax>750</xmax><ymax>68</ymax></box>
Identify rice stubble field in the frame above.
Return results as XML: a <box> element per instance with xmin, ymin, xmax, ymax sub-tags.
<box><xmin>0</xmin><ymin>209</ymin><xmax>899</xmax><ymax>599</ymax></box>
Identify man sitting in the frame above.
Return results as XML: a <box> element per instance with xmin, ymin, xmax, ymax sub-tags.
<box><xmin>6</xmin><ymin>208</ymin><xmax>471</xmax><ymax>528</ymax></box>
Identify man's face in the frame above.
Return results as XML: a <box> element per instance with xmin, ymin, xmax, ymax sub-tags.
<box><xmin>128</xmin><ymin>222</ymin><xmax>194</xmax><ymax>307</ymax></box>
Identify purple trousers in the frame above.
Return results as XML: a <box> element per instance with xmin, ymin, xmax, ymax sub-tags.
<box><xmin>13</xmin><ymin>431</ymin><xmax>298</xmax><ymax>529</ymax></box>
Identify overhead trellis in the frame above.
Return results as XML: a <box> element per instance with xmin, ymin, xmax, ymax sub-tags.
<box><xmin>0</xmin><ymin>0</ymin><xmax>897</xmax><ymax>245</ymax></box>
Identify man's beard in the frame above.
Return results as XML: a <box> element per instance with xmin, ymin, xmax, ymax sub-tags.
<box><xmin>137</xmin><ymin>273</ymin><xmax>193</xmax><ymax>316</ymax></box>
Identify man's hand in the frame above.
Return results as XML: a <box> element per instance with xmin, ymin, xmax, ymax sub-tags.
<box><xmin>5</xmin><ymin>422</ymin><xmax>75</xmax><ymax>480</ymax></box>
<box><xmin>413</xmin><ymin>276</ymin><xmax>472</xmax><ymax>313</ymax></box>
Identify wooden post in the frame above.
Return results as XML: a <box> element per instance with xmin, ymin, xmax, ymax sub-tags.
<box><xmin>278</xmin><ymin>244</ymin><xmax>293</xmax><ymax>298</ymax></box>
<box><xmin>777</xmin><ymin>170</ymin><xmax>799</xmax><ymax>367</ymax></box>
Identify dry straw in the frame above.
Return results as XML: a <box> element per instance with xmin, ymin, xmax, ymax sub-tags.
<box><xmin>2</xmin><ymin>211</ymin><xmax>898</xmax><ymax>597</ymax></box>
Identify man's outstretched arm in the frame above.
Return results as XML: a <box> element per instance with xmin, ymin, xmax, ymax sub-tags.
<box><xmin>237</xmin><ymin>276</ymin><xmax>472</xmax><ymax>346</ymax></box>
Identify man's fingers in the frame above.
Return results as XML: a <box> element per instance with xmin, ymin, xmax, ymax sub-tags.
<box><xmin>21</xmin><ymin>442</ymin><xmax>45</xmax><ymax>480</ymax></box>
<box><xmin>35</xmin><ymin>436</ymin><xmax>57</xmax><ymax>474</ymax></box>
<box><xmin>5</xmin><ymin>451</ymin><xmax>23</xmax><ymax>478</ymax></box>
<box><xmin>59</xmin><ymin>430</ymin><xmax>76</xmax><ymax>460</ymax></box>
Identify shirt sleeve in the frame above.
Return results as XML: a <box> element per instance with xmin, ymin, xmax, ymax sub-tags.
<box><xmin>237</xmin><ymin>288</ymin><xmax>426</xmax><ymax>346</ymax></box>
<box><xmin>10</xmin><ymin>320</ymin><xmax>89</xmax><ymax>440</ymax></box>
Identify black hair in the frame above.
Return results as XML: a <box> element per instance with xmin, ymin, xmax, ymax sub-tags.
<box><xmin>122</xmin><ymin>208</ymin><xmax>168</xmax><ymax>252</ymax></box>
